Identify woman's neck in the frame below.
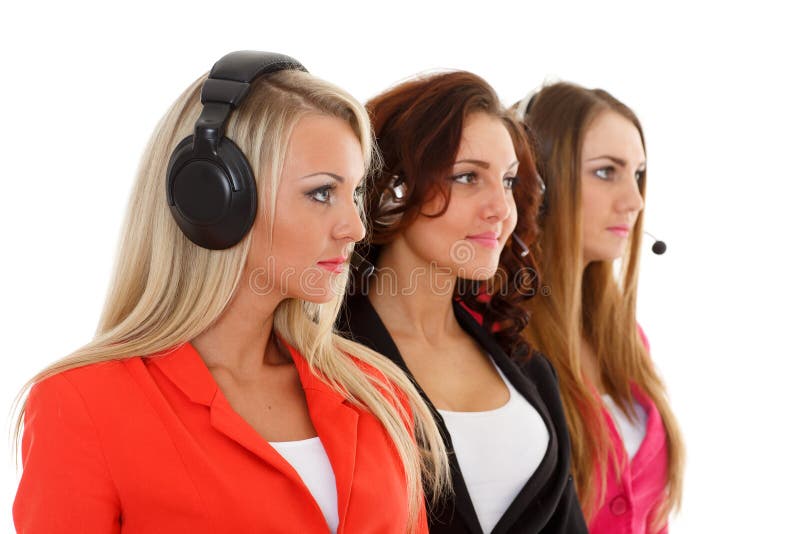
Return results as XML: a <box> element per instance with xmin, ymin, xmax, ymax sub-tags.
<box><xmin>368</xmin><ymin>243</ymin><xmax>461</xmax><ymax>343</ymax></box>
<box><xmin>191</xmin><ymin>283</ymin><xmax>288</xmax><ymax>376</ymax></box>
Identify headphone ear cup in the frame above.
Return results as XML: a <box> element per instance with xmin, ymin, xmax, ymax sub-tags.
<box><xmin>166</xmin><ymin>136</ymin><xmax>257</xmax><ymax>250</ymax></box>
<box><xmin>374</xmin><ymin>175</ymin><xmax>408</xmax><ymax>228</ymax></box>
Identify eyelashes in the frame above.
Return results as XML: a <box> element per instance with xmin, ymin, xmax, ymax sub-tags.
<box><xmin>452</xmin><ymin>172</ymin><xmax>478</xmax><ymax>185</ymax></box>
<box><xmin>451</xmin><ymin>172</ymin><xmax>519</xmax><ymax>190</ymax></box>
<box><xmin>306</xmin><ymin>183</ymin><xmax>334</xmax><ymax>203</ymax></box>
<box><xmin>593</xmin><ymin>166</ymin><xmax>645</xmax><ymax>182</ymax></box>
<box><xmin>305</xmin><ymin>182</ymin><xmax>366</xmax><ymax>205</ymax></box>
<box><xmin>594</xmin><ymin>166</ymin><xmax>614</xmax><ymax>180</ymax></box>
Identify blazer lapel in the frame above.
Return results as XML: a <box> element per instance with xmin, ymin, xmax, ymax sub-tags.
<box><xmin>207</xmin><ymin>392</ymin><xmax>305</xmax><ymax>483</ymax></box>
<box><xmin>627</xmin><ymin>385</ymin><xmax>666</xmax><ymax>479</ymax></box>
<box><xmin>452</xmin><ymin>304</ymin><xmax>561</xmax><ymax>534</ymax></box>
<box><xmin>341</xmin><ymin>295</ymin><xmax>483</xmax><ymax>534</ymax></box>
<box><xmin>154</xmin><ymin>341</ymin><xmax>360</xmax><ymax>531</ymax></box>
<box><xmin>152</xmin><ymin>343</ymin><xmax>310</xmax><ymax>486</ymax></box>
<box><xmin>342</xmin><ymin>295</ymin><xmax>566</xmax><ymax>534</ymax></box>
<box><xmin>287</xmin><ymin>344</ymin><xmax>360</xmax><ymax>532</ymax></box>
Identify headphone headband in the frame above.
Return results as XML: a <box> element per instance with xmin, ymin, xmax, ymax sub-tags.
<box><xmin>515</xmin><ymin>87</ymin><xmax>540</xmax><ymax>122</ymax></box>
<box><xmin>203</xmin><ymin>51</ymin><xmax>307</xmax><ymax>107</ymax></box>
<box><xmin>193</xmin><ymin>52</ymin><xmax>307</xmax><ymax>157</ymax></box>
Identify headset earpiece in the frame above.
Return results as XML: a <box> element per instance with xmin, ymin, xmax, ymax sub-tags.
<box><xmin>167</xmin><ymin>135</ymin><xmax>258</xmax><ymax>249</ymax></box>
<box><xmin>375</xmin><ymin>174</ymin><xmax>408</xmax><ymax>227</ymax></box>
<box><xmin>515</xmin><ymin>88</ymin><xmax>540</xmax><ymax>122</ymax></box>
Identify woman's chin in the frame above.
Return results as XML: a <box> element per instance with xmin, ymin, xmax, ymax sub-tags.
<box><xmin>455</xmin><ymin>260</ymin><xmax>500</xmax><ymax>281</ymax></box>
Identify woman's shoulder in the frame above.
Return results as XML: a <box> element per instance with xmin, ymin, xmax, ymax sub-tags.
<box><xmin>519</xmin><ymin>350</ymin><xmax>560</xmax><ymax>385</ymax></box>
<box><xmin>28</xmin><ymin>357</ymin><xmax>146</xmax><ymax>412</ymax></box>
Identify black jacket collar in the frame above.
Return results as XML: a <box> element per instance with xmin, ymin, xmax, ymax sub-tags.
<box><xmin>338</xmin><ymin>293</ymin><xmax>587</xmax><ymax>534</ymax></box>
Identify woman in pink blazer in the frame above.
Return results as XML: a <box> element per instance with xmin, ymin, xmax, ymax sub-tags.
<box><xmin>514</xmin><ymin>83</ymin><xmax>685</xmax><ymax>533</ymax></box>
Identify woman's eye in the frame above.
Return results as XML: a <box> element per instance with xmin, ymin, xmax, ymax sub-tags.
<box><xmin>594</xmin><ymin>167</ymin><xmax>615</xmax><ymax>180</ymax></box>
<box><xmin>503</xmin><ymin>175</ymin><xmax>519</xmax><ymax>190</ymax></box>
<box><xmin>452</xmin><ymin>172</ymin><xmax>478</xmax><ymax>185</ymax></box>
<box><xmin>635</xmin><ymin>169</ymin><xmax>645</xmax><ymax>182</ymax></box>
<box><xmin>307</xmin><ymin>185</ymin><xmax>333</xmax><ymax>204</ymax></box>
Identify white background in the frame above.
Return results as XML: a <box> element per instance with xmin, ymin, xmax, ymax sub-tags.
<box><xmin>1</xmin><ymin>1</ymin><xmax>798</xmax><ymax>532</ymax></box>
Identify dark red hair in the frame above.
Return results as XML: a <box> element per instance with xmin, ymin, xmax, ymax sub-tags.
<box><xmin>356</xmin><ymin>70</ymin><xmax>542</xmax><ymax>361</ymax></box>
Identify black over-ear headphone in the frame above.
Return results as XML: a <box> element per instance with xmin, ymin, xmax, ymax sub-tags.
<box><xmin>166</xmin><ymin>51</ymin><xmax>307</xmax><ymax>250</ymax></box>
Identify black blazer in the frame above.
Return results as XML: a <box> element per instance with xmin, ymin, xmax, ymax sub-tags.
<box><xmin>337</xmin><ymin>293</ymin><xmax>588</xmax><ymax>534</ymax></box>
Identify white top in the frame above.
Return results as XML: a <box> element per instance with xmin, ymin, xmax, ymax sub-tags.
<box><xmin>438</xmin><ymin>361</ymin><xmax>549</xmax><ymax>534</ymax></box>
<box><xmin>602</xmin><ymin>394</ymin><xmax>648</xmax><ymax>459</ymax></box>
<box><xmin>270</xmin><ymin>436</ymin><xmax>339</xmax><ymax>534</ymax></box>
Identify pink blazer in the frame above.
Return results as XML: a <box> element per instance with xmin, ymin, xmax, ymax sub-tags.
<box><xmin>589</xmin><ymin>328</ymin><xmax>669</xmax><ymax>534</ymax></box>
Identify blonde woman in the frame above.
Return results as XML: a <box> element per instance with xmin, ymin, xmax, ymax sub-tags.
<box><xmin>13</xmin><ymin>51</ymin><xmax>448</xmax><ymax>534</ymax></box>
<box><xmin>515</xmin><ymin>83</ymin><xmax>685</xmax><ymax>533</ymax></box>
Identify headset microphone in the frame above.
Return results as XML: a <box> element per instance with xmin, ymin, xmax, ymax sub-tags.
<box><xmin>511</xmin><ymin>233</ymin><xmax>530</xmax><ymax>257</ymax></box>
<box><xmin>644</xmin><ymin>231</ymin><xmax>667</xmax><ymax>255</ymax></box>
<box><xmin>350</xmin><ymin>251</ymin><xmax>375</xmax><ymax>277</ymax></box>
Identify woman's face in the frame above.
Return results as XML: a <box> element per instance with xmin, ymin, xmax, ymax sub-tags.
<box><xmin>399</xmin><ymin>112</ymin><xmax>519</xmax><ymax>280</ymax></box>
<box><xmin>245</xmin><ymin>113</ymin><xmax>366</xmax><ymax>303</ymax></box>
<box><xmin>580</xmin><ymin>110</ymin><xmax>645</xmax><ymax>264</ymax></box>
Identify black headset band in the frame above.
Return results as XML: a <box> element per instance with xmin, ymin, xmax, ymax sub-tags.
<box><xmin>203</xmin><ymin>51</ymin><xmax>308</xmax><ymax>106</ymax></box>
<box><xmin>193</xmin><ymin>51</ymin><xmax>307</xmax><ymax>156</ymax></box>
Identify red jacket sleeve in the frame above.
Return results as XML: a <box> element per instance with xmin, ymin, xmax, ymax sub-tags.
<box><xmin>14</xmin><ymin>373</ymin><xmax>121</xmax><ymax>533</ymax></box>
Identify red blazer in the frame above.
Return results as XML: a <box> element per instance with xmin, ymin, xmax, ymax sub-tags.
<box><xmin>14</xmin><ymin>342</ymin><xmax>425</xmax><ymax>533</ymax></box>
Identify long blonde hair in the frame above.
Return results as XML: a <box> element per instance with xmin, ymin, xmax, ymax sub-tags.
<box><xmin>515</xmin><ymin>82</ymin><xmax>684</xmax><ymax>528</ymax></box>
<box><xmin>13</xmin><ymin>68</ymin><xmax>449</xmax><ymax>532</ymax></box>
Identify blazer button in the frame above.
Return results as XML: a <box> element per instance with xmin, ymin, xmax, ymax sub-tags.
<box><xmin>610</xmin><ymin>495</ymin><xmax>629</xmax><ymax>516</ymax></box>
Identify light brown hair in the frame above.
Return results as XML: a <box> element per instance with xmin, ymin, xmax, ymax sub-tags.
<box><xmin>515</xmin><ymin>82</ymin><xmax>685</xmax><ymax>528</ymax></box>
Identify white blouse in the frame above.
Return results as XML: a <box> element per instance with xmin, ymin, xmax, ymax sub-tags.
<box><xmin>270</xmin><ymin>436</ymin><xmax>339</xmax><ymax>533</ymax></box>
<box><xmin>602</xmin><ymin>394</ymin><xmax>648</xmax><ymax>459</ymax></box>
<box><xmin>438</xmin><ymin>361</ymin><xmax>549</xmax><ymax>533</ymax></box>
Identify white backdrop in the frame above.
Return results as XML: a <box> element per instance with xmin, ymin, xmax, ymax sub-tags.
<box><xmin>2</xmin><ymin>1</ymin><xmax>798</xmax><ymax>532</ymax></box>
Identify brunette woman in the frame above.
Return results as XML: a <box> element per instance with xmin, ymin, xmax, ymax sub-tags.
<box><xmin>337</xmin><ymin>71</ymin><xmax>587</xmax><ymax>534</ymax></box>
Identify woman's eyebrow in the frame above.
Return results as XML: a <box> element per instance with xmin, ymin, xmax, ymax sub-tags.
<box><xmin>454</xmin><ymin>159</ymin><xmax>490</xmax><ymax>169</ymax></box>
<box><xmin>454</xmin><ymin>159</ymin><xmax>519</xmax><ymax>170</ymax></box>
<box><xmin>299</xmin><ymin>172</ymin><xmax>345</xmax><ymax>183</ymax></box>
<box><xmin>585</xmin><ymin>155</ymin><xmax>627</xmax><ymax>166</ymax></box>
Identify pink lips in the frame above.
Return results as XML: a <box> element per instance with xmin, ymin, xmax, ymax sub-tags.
<box><xmin>317</xmin><ymin>256</ymin><xmax>347</xmax><ymax>274</ymax></box>
<box><xmin>466</xmin><ymin>232</ymin><xmax>500</xmax><ymax>249</ymax></box>
<box><xmin>608</xmin><ymin>226</ymin><xmax>630</xmax><ymax>237</ymax></box>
